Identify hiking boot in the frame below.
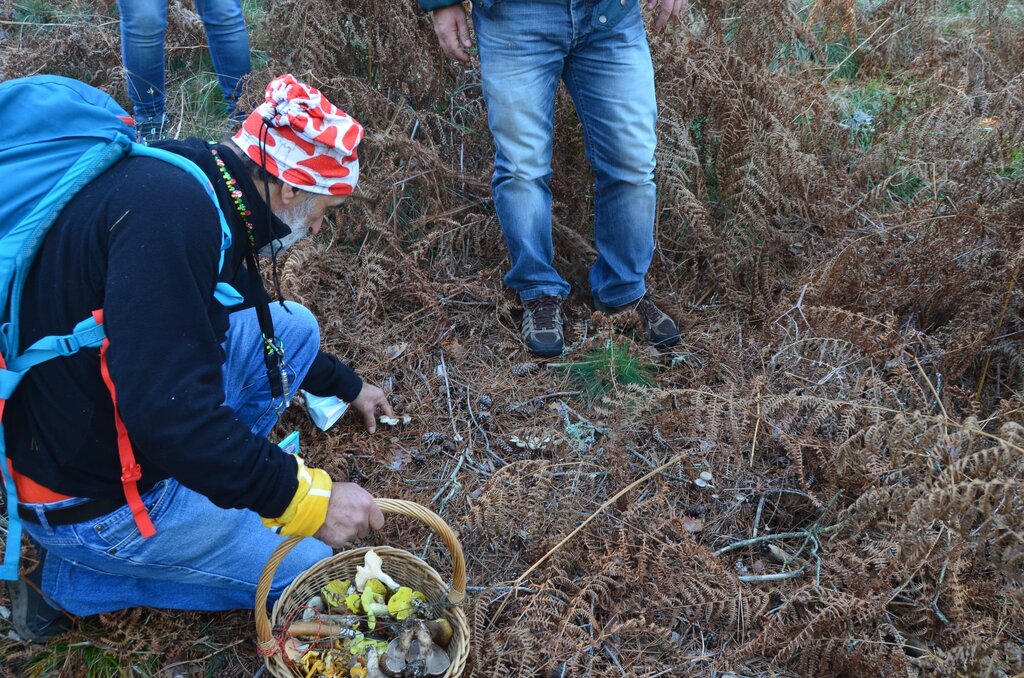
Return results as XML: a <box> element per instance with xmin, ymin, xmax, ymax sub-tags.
<box><xmin>6</xmin><ymin>558</ymin><xmax>72</xmax><ymax>643</ymax></box>
<box><xmin>594</xmin><ymin>295</ymin><xmax>681</xmax><ymax>348</ymax></box>
<box><xmin>522</xmin><ymin>296</ymin><xmax>564</xmax><ymax>357</ymax></box>
<box><xmin>135</xmin><ymin>114</ymin><xmax>168</xmax><ymax>145</ymax></box>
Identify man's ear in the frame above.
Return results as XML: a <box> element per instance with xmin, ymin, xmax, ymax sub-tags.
<box><xmin>278</xmin><ymin>182</ymin><xmax>301</xmax><ymax>207</ymax></box>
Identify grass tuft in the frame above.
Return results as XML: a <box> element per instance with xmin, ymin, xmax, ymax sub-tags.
<box><xmin>550</xmin><ymin>340</ymin><xmax>656</xmax><ymax>400</ymax></box>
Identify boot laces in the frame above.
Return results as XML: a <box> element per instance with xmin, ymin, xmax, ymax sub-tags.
<box><xmin>526</xmin><ymin>297</ymin><xmax>561</xmax><ymax>330</ymax></box>
<box><xmin>635</xmin><ymin>298</ymin><xmax>660</xmax><ymax>326</ymax></box>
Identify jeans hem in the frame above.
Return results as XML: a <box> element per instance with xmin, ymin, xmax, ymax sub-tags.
<box><xmin>518</xmin><ymin>288</ymin><xmax>570</xmax><ymax>303</ymax></box>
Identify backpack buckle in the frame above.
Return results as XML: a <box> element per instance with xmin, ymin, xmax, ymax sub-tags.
<box><xmin>120</xmin><ymin>464</ymin><xmax>143</xmax><ymax>484</ymax></box>
<box><xmin>57</xmin><ymin>335</ymin><xmax>78</xmax><ymax>355</ymax></box>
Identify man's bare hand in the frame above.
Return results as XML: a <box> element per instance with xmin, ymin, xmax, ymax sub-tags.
<box><xmin>350</xmin><ymin>383</ymin><xmax>394</xmax><ymax>433</ymax></box>
<box><xmin>432</xmin><ymin>4</ymin><xmax>472</xmax><ymax>62</ymax></box>
<box><xmin>646</xmin><ymin>0</ymin><xmax>687</xmax><ymax>31</ymax></box>
<box><xmin>314</xmin><ymin>482</ymin><xmax>385</xmax><ymax>548</ymax></box>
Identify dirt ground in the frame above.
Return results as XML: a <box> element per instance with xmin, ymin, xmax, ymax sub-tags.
<box><xmin>1</xmin><ymin>0</ymin><xmax>1023</xmax><ymax>676</ymax></box>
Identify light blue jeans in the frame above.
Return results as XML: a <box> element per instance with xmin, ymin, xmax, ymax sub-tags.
<box><xmin>473</xmin><ymin>0</ymin><xmax>658</xmax><ymax>307</ymax></box>
<box><xmin>116</xmin><ymin>0</ymin><xmax>252</xmax><ymax>121</ymax></box>
<box><xmin>21</xmin><ymin>302</ymin><xmax>332</xmax><ymax>616</ymax></box>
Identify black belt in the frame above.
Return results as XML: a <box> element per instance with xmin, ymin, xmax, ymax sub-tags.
<box><xmin>18</xmin><ymin>496</ymin><xmax>129</xmax><ymax>526</ymax></box>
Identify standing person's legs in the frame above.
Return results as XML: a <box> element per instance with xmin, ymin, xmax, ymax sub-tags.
<box><xmin>193</xmin><ymin>0</ymin><xmax>252</xmax><ymax>120</ymax></box>
<box><xmin>472</xmin><ymin>1</ymin><xmax>572</xmax><ymax>302</ymax></box>
<box><xmin>22</xmin><ymin>301</ymin><xmax>331</xmax><ymax>616</ymax></box>
<box><xmin>562</xmin><ymin>4</ymin><xmax>658</xmax><ymax>308</ymax></box>
<box><xmin>116</xmin><ymin>0</ymin><xmax>168</xmax><ymax>122</ymax></box>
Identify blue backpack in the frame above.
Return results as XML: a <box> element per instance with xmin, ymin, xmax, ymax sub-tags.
<box><xmin>0</xmin><ymin>75</ymin><xmax>242</xmax><ymax>580</ymax></box>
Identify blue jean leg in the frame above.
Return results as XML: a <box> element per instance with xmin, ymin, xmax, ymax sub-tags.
<box><xmin>117</xmin><ymin>0</ymin><xmax>251</xmax><ymax>120</ymax></box>
<box><xmin>473</xmin><ymin>1</ymin><xmax>572</xmax><ymax>302</ymax></box>
<box><xmin>222</xmin><ymin>301</ymin><xmax>321</xmax><ymax>437</ymax></box>
<box><xmin>117</xmin><ymin>0</ymin><xmax>168</xmax><ymax>120</ymax></box>
<box><xmin>194</xmin><ymin>0</ymin><xmax>252</xmax><ymax>119</ymax></box>
<box><xmin>563</xmin><ymin>5</ymin><xmax>657</xmax><ymax>307</ymax></box>
<box><xmin>23</xmin><ymin>301</ymin><xmax>331</xmax><ymax>615</ymax></box>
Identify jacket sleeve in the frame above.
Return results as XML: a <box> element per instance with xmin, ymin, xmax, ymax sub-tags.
<box><xmin>102</xmin><ymin>165</ymin><xmax>297</xmax><ymax>518</ymax></box>
<box><xmin>301</xmin><ymin>351</ymin><xmax>363</xmax><ymax>403</ymax></box>
<box><xmin>419</xmin><ymin>0</ymin><xmax>463</xmax><ymax>11</ymax></box>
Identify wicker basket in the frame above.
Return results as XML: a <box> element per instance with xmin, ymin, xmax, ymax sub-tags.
<box><xmin>255</xmin><ymin>498</ymin><xmax>470</xmax><ymax>677</ymax></box>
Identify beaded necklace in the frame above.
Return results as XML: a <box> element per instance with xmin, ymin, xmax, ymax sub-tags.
<box><xmin>209</xmin><ymin>146</ymin><xmax>289</xmax><ymax>406</ymax></box>
<box><xmin>210</xmin><ymin>147</ymin><xmax>257</xmax><ymax>253</ymax></box>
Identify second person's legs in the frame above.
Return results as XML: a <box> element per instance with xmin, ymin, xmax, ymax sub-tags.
<box><xmin>563</xmin><ymin>4</ymin><xmax>658</xmax><ymax>309</ymax></box>
<box><xmin>116</xmin><ymin>0</ymin><xmax>168</xmax><ymax>122</ymax></box>
<box><xmin>194</xmin><ymin>0</ymin><xmax>252</xmax><ymax>120</ymax></box>
<box><xmin>472</xmin><ymin>1</ymin><xmax>572</xmax><ymax>302</ymax></box>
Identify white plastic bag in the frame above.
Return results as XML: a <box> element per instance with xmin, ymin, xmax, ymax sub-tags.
<box><xmin>300</xmin><ymin>390</ymin><xmax>349</xmax><ymax>431</ymax></box>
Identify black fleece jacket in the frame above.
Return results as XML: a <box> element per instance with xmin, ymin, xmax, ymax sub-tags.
<box><xmin>6</xmin><ymin>138</ymin><xmax>360</xmax><ymax>518</ymax></box>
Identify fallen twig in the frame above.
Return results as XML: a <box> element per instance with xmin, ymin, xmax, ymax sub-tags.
<box><xmin>738</xmin><ymin>567</ymin><xmax>807</xmax><ymax>583</ymax></box>
<box><xmin>714</xmin><ymin>525</ymin><xmax>843</xmax><ymax>557</ymax></box>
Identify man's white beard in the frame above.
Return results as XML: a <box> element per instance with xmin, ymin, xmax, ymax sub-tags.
<box><xmin>259</xmin><ymin>196</ymin><xmax>317</xmax><ymax>258</ymax></box>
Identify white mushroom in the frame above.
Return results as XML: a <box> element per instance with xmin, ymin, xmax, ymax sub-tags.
<box><xmin>365</xmin><ymin>646</ymin><xmax>387</xmax><ymax>678</ymax></box>
<box><xmin>355</xmin><ymin>549</ymin><xmax>401</xmax><ymax>592</ymax></box>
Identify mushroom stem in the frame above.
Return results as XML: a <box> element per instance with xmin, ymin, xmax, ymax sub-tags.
<box><xmin>380</xmin><ymin>626</ymin><xmax>415</xmax><ymax>677</ymax></box>
<box><xmin>365</xmin><ymin>647</ymin><xmax>386</xmax><ymax>678</ymax></box>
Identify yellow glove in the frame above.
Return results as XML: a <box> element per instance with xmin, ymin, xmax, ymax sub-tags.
<box><xmin>262</xmin><ymin>456</ymin><xmax>332</xmax><ymax>537</ymax></box>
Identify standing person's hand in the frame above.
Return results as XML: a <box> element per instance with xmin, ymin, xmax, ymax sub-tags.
<box><xmin>314</xmin><ymin>482</ymin><xmax>385</xmax><ymax>548</ymax></box>
<box><xmin>432</xmin><ymin>4</ymin><xmax>473</xmax><ymax>62</ymax></box>
<box><xmin>350</xmin><ymin>383</ymin><xmax>394</xmax><ymax>433</ymax></box>
<box><xmin>647</xmin><ymin>0</ymin><xmax>687</xmax><ymax>31</ymax></box>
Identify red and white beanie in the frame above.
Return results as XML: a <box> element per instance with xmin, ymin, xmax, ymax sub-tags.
<box><xmin>232</xmin><ymin>74</ymin><xmax>363</xmax><ymax>196</ymax></box>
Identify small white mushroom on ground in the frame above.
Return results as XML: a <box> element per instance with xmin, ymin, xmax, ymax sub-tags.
<box><xmin>379</xmin><ymin>415</ymin><xmax>413</xmax><ymax>426</ymax></box>
<box><xmin>355</xmin><ymin>549</ymin><xmax>401</xmax><ymax>592</ymax></box>
<box><xmin>695</xmin><ymin>471</ymin><xmax>715</xmax><ymax>488</ymax></box>
<box><xmin>509</xmin><ymin>431</ymin><xmax>553</xmax><ymax>450</ymax></box>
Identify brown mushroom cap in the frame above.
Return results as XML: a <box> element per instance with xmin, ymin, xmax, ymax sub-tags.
<box><xmin>424</xmin><ymin>619</ymin><xmax>454</xmax><ymax>647</ymax></box>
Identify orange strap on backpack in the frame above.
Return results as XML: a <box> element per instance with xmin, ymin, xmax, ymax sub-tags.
<box><xmin>92</xmin><ymin>309</ymin><xmax>156</xmax><ymax>538</ymax></box>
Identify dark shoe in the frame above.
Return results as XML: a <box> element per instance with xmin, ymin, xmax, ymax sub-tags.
<box><xmin>6</xmin><ymin>560</ymin><xmax>72</xmax><ymax>643</ymax></box>
<box><xmin>594</xmin><ymin>295</ymin><xmax>681</xmax><ymax>348</ymax></box>
<box><xmin>522</xmin><ymin>296</ymin><xmax>564</xmax><ymax>357</ymax></box>
<box><xmin>135</xmin><ymin>114</ymin><xmax>168</xmax><ymax>145</ymax></box>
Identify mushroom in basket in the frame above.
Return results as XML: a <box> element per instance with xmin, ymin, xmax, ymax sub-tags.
<box><xmin>379</xmin><ymin>619</ymin><xmax>451</xmax><ymax>677</ymax></box>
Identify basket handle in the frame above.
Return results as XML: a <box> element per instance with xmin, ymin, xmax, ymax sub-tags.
<box><xmin>255</xmin><ymin>498</ymin><xmax>467</xmax><ymax>650</ymax></box>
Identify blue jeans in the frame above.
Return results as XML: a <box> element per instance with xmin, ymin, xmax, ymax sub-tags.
<box><xmin>21</xmin><ymin>301</ymin><xmax>332</xmax><ymax>616</ymax></box>
<box><xmin>116</xmin><ymin>0</ymin><xmax>252</xmax><ymax>121</ymax></box>
<box><xmin>473</xmin><ymin>0</ymin><xmax>658</xmax><ymax>307</ymax></box>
